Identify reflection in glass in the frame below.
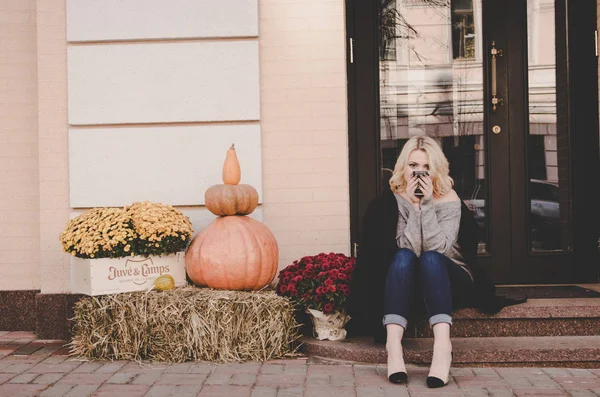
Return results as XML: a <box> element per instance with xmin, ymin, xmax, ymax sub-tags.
<box><xmin>527</xmin><ymin>0</ymin><xmax>562</xmax><ymax>251</ymax></box>
<box><xmin>452</xmin><ymin>0</ymin><xmax>476</xmax><ymax>59</ymax></box>
<box><xmin>378</xmin><ymin>0</ymin><xmax>488</xmax><ymax>253</ymax></box>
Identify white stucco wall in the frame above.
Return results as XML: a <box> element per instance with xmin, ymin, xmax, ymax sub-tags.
<box><xmin>67</xmin><ymin>41</ymin><xmax>260</xmax><ymax>125</ymax></box>
<box><xmin>66</xmin><ymin>0</ymin><xmax>258</xmax><ymax>41</ymax></box>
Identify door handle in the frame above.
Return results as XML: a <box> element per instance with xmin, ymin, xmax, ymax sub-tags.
<box><xmin>490</xmin><ymin>41</ymin><xmax>503</xmax><ymax>112</ymax></box>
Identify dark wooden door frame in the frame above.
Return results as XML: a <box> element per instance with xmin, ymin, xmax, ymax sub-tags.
<box><xmin>347</xmin><ymin>0</ymin><xmax>381</xmax><ymax>256</ymax></box>
<box><xmin>481</xmin><ymin>0</ymin><xmax>513</xmax><ymax>282</ymax></box>
<box><xmin>564</xmin><ymin>0</ymin><xmax>600</xmax><ymax>283</ymax></box>
<box><xmin>346</xmin><ymin>0</ymin><xmax>600</xmax><ymax>283</ymax></box>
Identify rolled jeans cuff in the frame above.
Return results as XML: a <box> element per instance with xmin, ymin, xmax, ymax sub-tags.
<box><xmin>429</xmin><ymin>314</ymin><xmax>452</xmax><ymax>327</ymax></box>
<box><xmin>382</xmin><ymin>314</ymin><xmax>408</xmax><ymax>329</ymax></box>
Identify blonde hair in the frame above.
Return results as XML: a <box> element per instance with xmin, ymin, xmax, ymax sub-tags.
<box><xmin>389</xmin><ymin>136</ymin><xmax>454</xmax><ymax>196</ymax></box>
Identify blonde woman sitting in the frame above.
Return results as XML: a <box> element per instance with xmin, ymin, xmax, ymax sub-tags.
<box><xmin>346</xmin><ymin>136</ymin><xmax>525</xmax><ymax>389</ymax></box>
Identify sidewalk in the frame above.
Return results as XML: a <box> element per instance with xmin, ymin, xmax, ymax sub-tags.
<box><xmin>1</xmin><ymin>332</ymin><xmax>600</xmax><ymax>397</ymax></box>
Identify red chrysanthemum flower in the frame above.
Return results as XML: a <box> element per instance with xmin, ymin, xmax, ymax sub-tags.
<box><xmin>275</xmin><ymin>252</ymin><xmax>355</xmax><ymax>313</ymax></box>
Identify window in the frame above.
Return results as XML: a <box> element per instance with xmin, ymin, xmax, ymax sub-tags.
<box><xmin>530</xmin><ymin>181</ymin><xmax>559</xmax><ymax>202</ymax></box>
<box><xmin>527</xmin><ymin>135</ymin><xmax>547</xmax><ymax>181</ymax></box>
<box><xmin>451</xmin><ymin>0</ymin><xmax>476</xmax><ymax>59</ymax></box>
<box><xmin>379</xmin><ymin>0</ymin><xmax>397</xmax><ymax>61</ymax></box>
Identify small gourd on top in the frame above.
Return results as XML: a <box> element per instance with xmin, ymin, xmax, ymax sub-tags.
<box><xmin>204</xmin><ymin>144</ymin><xmax>259</xmax><ymax>216</ymax></box>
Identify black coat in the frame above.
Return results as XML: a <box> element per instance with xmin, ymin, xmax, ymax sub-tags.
<box><xmin>345</xmin><ymin>189</ymin><xmax>525</xmax><ymax>343</ymax></box>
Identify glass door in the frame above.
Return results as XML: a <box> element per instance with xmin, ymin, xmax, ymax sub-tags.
<box><xmin>347</xmin><ymin>0</ymin><xmax>599</xmax><ymax>283</ymax></box>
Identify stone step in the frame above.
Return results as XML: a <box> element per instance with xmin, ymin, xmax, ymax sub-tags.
<box><xmin>301</xmin><ymin>335</ymin><xmax>600</xmax><ymax>367</ymax></box>
<box><xmin>404</xmin><ymin>298</ymin><xmax>600</xmax><ymax>337</ymax></box>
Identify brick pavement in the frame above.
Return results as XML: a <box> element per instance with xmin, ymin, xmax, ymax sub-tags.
<box><xmin>1</xmin><ymin>331</ymin><xmax>600</xmax><ymax>397</ymax></box>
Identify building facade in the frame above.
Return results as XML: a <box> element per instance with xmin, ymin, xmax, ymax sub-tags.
<box><xmin>0</xmin><ymin>0</ymin><xmax>598</xmax><ymax>337</ymax></box>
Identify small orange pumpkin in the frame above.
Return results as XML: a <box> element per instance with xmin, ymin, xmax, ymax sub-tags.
<box><xmin>185</xmin><ymin>216</ymin><xmax>279</xmax><ymax>291</ymax></box>
<box><xmin>205</xmin><ymin>184</ymin><xmax>258</xmax><ymax>216</ymax></box>
<box><xmin>222</xmin><ymin>144</ymin><xmax>241</xmax><ymax>185</ymax></box>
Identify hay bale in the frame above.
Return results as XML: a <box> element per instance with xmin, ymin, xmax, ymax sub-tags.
<box><xmin>68</xmin><ymin>286</ymin><xmax>302</xmax><ymax>363</ymax></box>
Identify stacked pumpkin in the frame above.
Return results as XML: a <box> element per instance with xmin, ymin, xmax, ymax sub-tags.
<box><xmin>186</xmin><ymin>144</ymin><xmax>279</xmax><ymax>291</ymax></box>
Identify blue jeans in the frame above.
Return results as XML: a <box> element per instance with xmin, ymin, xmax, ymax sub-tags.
<box><xmin>383</xmin><ymin>248</ymin><xmax>474</xmax><ymax>328</ymax></box>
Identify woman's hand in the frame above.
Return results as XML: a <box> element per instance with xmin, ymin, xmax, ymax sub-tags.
<box><xmin>421</xmin><ymin>175</ymin><xmax>434</xmax><ymax>200</ymax></box>
<box><xmin>406</xmin><ymin>175</ymin><xmax>422</xmax><ymax>207</ymax></box>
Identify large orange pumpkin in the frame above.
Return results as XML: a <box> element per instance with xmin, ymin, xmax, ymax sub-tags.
<box><xmin>185</xmin><ymin>216</ymin><xmax>278</xmax><ymax>290</ymax></box>
<box><xmin>205</xmin><ymin>184</ymin><xmax>258</xmax><ymax>216</ymax></box>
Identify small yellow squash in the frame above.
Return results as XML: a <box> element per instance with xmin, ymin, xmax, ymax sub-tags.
<box><xmin>154</xmin><ymin>274</ymin><xmax>175</xmax><ymax>291</ymax></box>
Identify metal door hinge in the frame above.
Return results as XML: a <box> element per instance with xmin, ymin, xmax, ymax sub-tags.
<box><xmin>595</xmin><ymin>30</ymin><xmax>598</xmax><ymax>57</ymax></box>
<box><xmin>353</xmin><ymin>242</ymin><xmax>359</xmax><ymax>257</ymax></box>
<box><xmin>349</xmin><ymin>37</ymin><xmax>355</xmax><ymax>64</ymax></box>
<box><xmin>597</xmin><ymin>237</ymin><xmax>600</xmax><ymax>250</ymax></box>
